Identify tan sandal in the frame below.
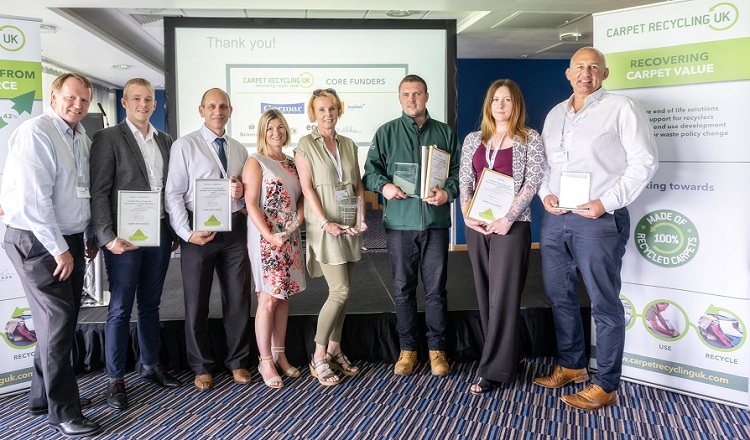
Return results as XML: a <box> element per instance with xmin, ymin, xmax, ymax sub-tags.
<box><xmin>326</xmin><ymin>351</ymin><xmax>359</xmax><ymax>377</ymax></box>
<box><xmin>257</xmin><ymin>356</ymin><xmax>283</xmax><ymax>389</ymax></box>
<box><xmin>309</xmin><ymin>358</ymin><xmax>339</xmax><ymax>386</ymax></box>
<box><xmin>271</xmin><ymin>346</ymin><xmax>300</xmax><ymax>378</ymax></box>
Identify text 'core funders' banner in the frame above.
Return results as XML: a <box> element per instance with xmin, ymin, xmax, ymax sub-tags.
<box><xmin>593</xmin><ymin>0</ymin><xmax>750</xmax><ymax>408</ymax></box>
<box><xmin>0</xmin><ymin>15</ymin><xmax>43</xmax><ymax>396</ymax></box>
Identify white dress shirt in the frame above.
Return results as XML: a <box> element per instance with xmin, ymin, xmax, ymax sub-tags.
<box><xmin>125</xmin><ymin>118</ymin><xmax>166</xmax><ymax>218</ymax></box>
<box><xmin>1</xmin><ymin>108</ymin><xmax>91</xmax><ymax>255</ymax></box>
<box><xmin>165</xmin><ymin>124</ymin><xmax>249</xmax><ymax>241</ymax></box>
<box><xmin>538</xmin><ymin>88</ymin><xmax>659</xmax><ymax>213</ymax></box>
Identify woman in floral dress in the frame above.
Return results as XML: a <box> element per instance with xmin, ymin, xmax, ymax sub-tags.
<box><xmin>243</xmin><ymin>109</ymin><xmax>305</xmax><ymax>389</ymax></box>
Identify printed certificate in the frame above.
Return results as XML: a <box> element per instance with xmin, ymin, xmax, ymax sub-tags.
<box><xmin>117</xmin><ymin>190</ymin><xmax>161</xmax><ymax>247</ymax></box>
<box><xmin>466</xmin><ymin>169</ymin><xmax>514</xmax><ymax>223</ymax></box>
<box><xmin>422</xmin><ymin>146</ymin><xmax>450</xmax><ymax>199</ymax></box>
<box><xmin>193</xmin><ymin>179</ymin><xmax>232</xmax><ymax>232</ymax></box>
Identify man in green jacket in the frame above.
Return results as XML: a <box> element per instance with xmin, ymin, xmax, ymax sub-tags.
<box><xmin>363</xmin><ymin>74</ymin><xmax>460</xmax><ymax>377</ymax></box>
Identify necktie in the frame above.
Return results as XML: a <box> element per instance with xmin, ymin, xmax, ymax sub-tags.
<box><xmin>216</xmin><ymin>137</ymin><xmax>227</xmax><ymax>173</ymax></box>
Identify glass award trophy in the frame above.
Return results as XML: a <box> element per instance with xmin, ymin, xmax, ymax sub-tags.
<box><xmin>263</xmin><ymin>206</ymin><xmax>298</xmax><ymax>235</ymax></box>
<box><xmin>337</xmin><ymin>195</ymin><xmax>364</xmax><ymax>232</ymax></box>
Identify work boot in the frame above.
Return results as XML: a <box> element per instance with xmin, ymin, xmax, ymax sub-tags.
<box><xmin>394</xmin><ymin>350</ymin><xmax>417</xmax><ymax>376</ymax></box>
<box><xmin>429</xmin><ymin>350</ymin><xmax>450</xmax><ymax>376</ymax></box>
<box><xmin>533</xmin><ymin>365</ymin><xmax>589</xmax><ymax>389</ymax></box>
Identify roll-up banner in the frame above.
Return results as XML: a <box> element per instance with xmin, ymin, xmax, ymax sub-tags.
<box><xmin>592</xmin><ymin>0</ymin><xmax>750</xmax><ymax>407</ymax></box>
<box><xmin>0</xmin><ymin>15</ymin><xmax>42</xmax><ymax>396</ymax></box>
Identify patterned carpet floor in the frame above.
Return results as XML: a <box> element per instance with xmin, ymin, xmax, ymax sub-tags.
<box><xmin>0</xmin><ymin>357</ymin><xmax>748</xmax><ymax>439</ymax></box>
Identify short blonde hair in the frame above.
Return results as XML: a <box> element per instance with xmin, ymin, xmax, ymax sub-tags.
<box><xmin>256</xmin><ymin>109</ymin><xmax>291</xmax><ymax>155</ymax></box>
<box><xmin>123</xmin><ymin>78</ymin><xmax>154</xmax><ymax>99</ymax></box>
<box><xmin>307</xmin><ymin>90</ymin><xmax>342</xmax><ymax>123</ymax></box>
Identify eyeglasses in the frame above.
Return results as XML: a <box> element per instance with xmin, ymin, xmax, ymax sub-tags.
<box><xmin>312</xmin><ymin>88</ymin><xmax>337</xmax><ymax>96</ymax></box>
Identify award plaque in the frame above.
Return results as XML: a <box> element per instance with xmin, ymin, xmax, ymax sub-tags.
<box><xmin>393</xmin><ymin>162</ymin><xmax>419</xmax><ymax>197</ymax></box>
<box><xmin>338</xmin><ymin>195</ymin><xmax>364</xmax><ymax>232</ymax></box>
<box><xmin>193</xmin><ymin>179</ymin><xmax>232</xmax><ymax>232</ymax></box>
<box><xmin>466</xmin><ymin>169</ymin><xmax>515</xmax><ymax>223</ymax></box>
<box><xmin>557</xmin><ymin>172</ymin><xmax>591</xmax><ymax>211</ymax></box>
<box><xmin>264</xmin><ymin>206</ymin><xmax>298</xmax><ymax>235</ymax></box>
<box><xmin>117</xmin><ymin>190</ymin><xmax>161</xmax><ymax>247</ymax></box>
<box><xmin>422</xmin><ymin>145</ymin><xmax>450</xmax><ymax>199</ymax></box>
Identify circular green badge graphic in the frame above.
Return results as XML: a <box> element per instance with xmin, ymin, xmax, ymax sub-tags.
<box><xmin>634</xmin><ymin>209</ymin><xmax>699</xmax><ymax>267</ymax></box>
<box><xmin>0</xmin><ymin>25</ymin><xmax>25</xmax><ymax>52</ymax></box>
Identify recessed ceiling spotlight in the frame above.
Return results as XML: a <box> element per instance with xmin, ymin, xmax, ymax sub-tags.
<box><xmin>40</xmin><ymin>24</ymin><xmax>58</xmax><ymax>33</ymax></box>
<box><xmin>559</xmin><ymin>32</ymin><xmax>583</xmax><ymax>42</ymax></box>
<box><xmin>134</xmin><ymin>8</ymin><xmax>164</xmax><ymax>14</ymax></box>
<box><xmin>386</xmin><ymin>10</ymin><xmax>413</xmax><ymax>18</ymax></box>
<box><xmin>112</xmin><ymin>64</ymin><xmax>131</xmax><ymax>70</ymax></box>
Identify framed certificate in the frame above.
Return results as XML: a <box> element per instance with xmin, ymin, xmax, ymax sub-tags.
<box><xmin>422</xmin><ymin>146</ymin><xmax>450</xmax><ymax>199</ymax></box>
<box><xmin>117</xmin><ymin>190</ymin><xmax>161</xmax><ymax>247</ymax></box>
<box><xmin>193</xmin><ymin>179</ymin><xmax>232</xmax><ymax>232</ymax></box>
<box><xmin>466</xmin><ymin>169</ymin><xmax>515</xmax><ymax>223</ymax></box>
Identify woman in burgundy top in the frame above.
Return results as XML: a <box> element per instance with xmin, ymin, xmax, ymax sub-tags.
<box><xmin>458</xmin><ymin>79</ymin><xmax>545</xmax><ymax>394</ymax></box>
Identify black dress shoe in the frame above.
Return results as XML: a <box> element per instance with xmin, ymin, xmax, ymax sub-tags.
<box><xmin>106</xmin><ymin>381</ymin><xmax>128</xmax><ymax>410</ymax></box>
<box><xmin>141</xmin><ymin>364</ymin><xmax>181</xmax><ymax>388</ymax></box>
<box><xmin>49</xmin><ymin>416</ymin><xmax>100</xmax><ymax>437</ymax></box>
<box><xmin>29</xmin><ymin>397</ymin><xmax>92</xmax><ymax>416</ymax></box>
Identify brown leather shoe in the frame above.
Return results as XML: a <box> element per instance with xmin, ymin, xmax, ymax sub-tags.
<box><xmin>429</xmin><ymin>350</ymin><xmax>450</xmax><ymax>376</ymax></box>
<box><xmin>561</xmin><ymin>384</ymin><xmax>617</xmax><ymax>410</ymax></box>
<box><xmin>394</xmin><ymin>350</ymin><xmax>417</xmax><ymax>376</ymax></box>
<box><xmin>533</xmin><ymin>365</ymin><xmax>589</xmax><ymax>389</ymax></box>
<box><xmin>194</xmin><ymin>374</ymin><xmax>213</xmax><ymax>390</ymax></box>
<box><xmin>232</xmin><ymin>368</ymin><xmax>253</xmax><ymax>384</ymax></box>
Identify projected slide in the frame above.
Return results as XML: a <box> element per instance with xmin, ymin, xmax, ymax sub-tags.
<box><xmin>167</xmin><ymin>19</ymin><xmax>454</xmax><ymax>150</ymax></box>
<box><xmin>228</xmin><ymin>64</ymin><xmax>407</xmax><ymax>147</ymax></box>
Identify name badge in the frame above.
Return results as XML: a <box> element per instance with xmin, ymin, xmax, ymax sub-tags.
<box><xmin>552</xmin><ymin>150</ymin><xmax>568</xmax><ymax>163</ymax></box>
<box><xmin>335</xmin><ymin>189</ymin><xmax>348</xmax><ymax>201</ymax></box>
<box><xmin>76</xmin><ymin>186</ymin><xmax>91</xmax><ymax>198</ymax></box>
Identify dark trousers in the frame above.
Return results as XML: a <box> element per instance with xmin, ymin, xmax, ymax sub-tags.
<box><xmin>103</xmin><ymin>218</ymin><xmax>172</xmax><ymax>380</ymax></box>
<box><xmin>539</xmin><ymin>208</ymin><xmax>630</xmax><ymax>393</ymax></box>
<box><xmin>466</xmin><ymin>222</ymin><xmax>530</xmax><ymax>383</ymax></box>
<box><xmin>180</xmin><ymin>212</ymin><xmax>251</xmax><ymax>374</ymax></box>
<box><xmin>385</xmin><ymin>228</ymin><xmax>448</xmax><ymax>351</ymax></box>
<box><xmin>4</xmin><ymin>227</ymin><xmax>85</xmax><ymax>424</ymax></box>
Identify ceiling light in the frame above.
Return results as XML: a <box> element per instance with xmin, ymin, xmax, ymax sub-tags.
<box><xmin>134</xmin><ymin>8</ymin><xmax>164</xmax><ymax>14</ymax></box>
<box><xmin>111</xmin><ymin>64</ymin><xmax>131</xmax><ymax>70</ymax></box>
<box><xmin>559</xmin><ymin>32</ymin><xmax>583</xmax><ymax>42</ymax></box>
<box><xmin>40</xmin><ymin>24</ymin><xmax>58</xmax><ymax>33</ymax></box>
<box><xmin>386</xmin><ymin>10</ymin><xmax>413</xmax><ymax>18</ymax></box>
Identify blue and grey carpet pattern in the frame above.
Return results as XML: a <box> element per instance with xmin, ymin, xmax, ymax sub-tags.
<box><xmin>0</xmin><ymin>358</ymin><xmax>748</xmax><ymax>439</ymax></box>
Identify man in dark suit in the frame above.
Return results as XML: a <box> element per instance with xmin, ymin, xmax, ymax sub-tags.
<box><xmin>90</xmin><ymin>78</ymin><xmax>181</xmax><ymax>410</ymax></box>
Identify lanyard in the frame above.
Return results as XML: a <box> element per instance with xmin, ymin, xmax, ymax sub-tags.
<box><xmin>484</xmin><ymin>132</ymin><xmax>507</xmax><ymax>170</ymax></box>
<box><xmin>560</xmin><ymin>92</ymin><xmax>606</xmax><ymax>149</ymax></box>
<box><xmin>322</xmin><ymin>137</ymin><xmax>343</xmax><ymax>182</ymax></box>
<box><xmin>48</xmin><ymin>114</ymin><xmax>85</xmax><ymax>184</ymax></box>
<box><xmin>205</xmin><ymin>136</ymin><xmax>230</xmax><ymax>179</ymax></box>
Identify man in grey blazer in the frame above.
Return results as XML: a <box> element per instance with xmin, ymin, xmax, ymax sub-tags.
<box><xmin>90</xmin><ymin>78</ymin><xmax>181</xmax><ymax>411</ymax></box>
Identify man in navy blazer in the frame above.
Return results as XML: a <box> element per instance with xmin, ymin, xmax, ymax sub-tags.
<box><xmin>90</xmin><ymin>78</ymin><xmax>180</xmax><ymax>410</ymax></box>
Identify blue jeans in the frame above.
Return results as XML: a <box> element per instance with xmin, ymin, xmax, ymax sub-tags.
<box><xmin>104</xmin><ymin>219</ymin><xmax>172</xmax><ymax>380</ymax></box>
<box><xmin>385</xmin><ymin>228</ymin><xmax>449</xmax><ymax>351</ymax></box>
<box><xmin>540</xmin><ymin>209</ymin><xmax>629</xmax><ymax>393</ymax></box>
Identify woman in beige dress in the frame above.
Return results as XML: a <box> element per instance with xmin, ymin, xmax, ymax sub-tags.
<box><xmin>294</xmin><ymin>89</ymin><xmax>367</xmax><ymax>386</ymax></box>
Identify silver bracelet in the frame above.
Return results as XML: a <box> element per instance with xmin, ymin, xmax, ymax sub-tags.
<box><xmin>106</xmin><ymin>238</ymin><xmax>118</xmax><ymax>250</ymax></box>
<box><xmin>320</xmin><ymin>220</ymin><xmax>329</xmax><ymax>229</ymax></box>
